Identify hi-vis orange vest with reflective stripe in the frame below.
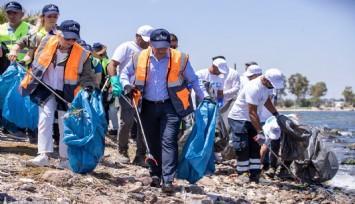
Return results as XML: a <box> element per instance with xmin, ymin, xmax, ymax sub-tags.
<box><xmin>19</xmin><ymin>35</ymin><xmax>90</xmax><ymax>103</ymax></box>
<box><xmin>133</xmin><ymin>48</ymin><xmax>194</xmax><ymax>117</ymax></box>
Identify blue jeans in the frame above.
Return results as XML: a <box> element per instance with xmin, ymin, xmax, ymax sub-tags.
<box><xmin>140</xmin><ymin>99</ymin><xmax>181</xmax><ymax>182</ymax></box>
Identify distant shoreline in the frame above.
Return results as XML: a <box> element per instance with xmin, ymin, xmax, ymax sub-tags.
<box><xmin>277</xmin><ymin>107</ymin><xmax>355</xmax><ymax>112</ymax></box>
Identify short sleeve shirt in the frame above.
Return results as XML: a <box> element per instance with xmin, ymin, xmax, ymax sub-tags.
<box><xmin>196</xmin><ymin>69</ymin><xmax>225</xmax><ymax>91</ymax></box>
<box><xmin>111</xmin><ymin>41</ymin><xmax>141</xmax><ymax>75</ymax></box>
<box><xmin>228</xmin><ymin>76</ymin><xmax>272</xmax><ymax>121</ymax></box>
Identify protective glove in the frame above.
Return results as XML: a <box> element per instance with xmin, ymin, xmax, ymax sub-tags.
<box><xmin>124</xmin><ymin>84</ymin><xmax>138</xmax><ymax>97</ymax></box>
<box><xmin>109</xmin><ymin>75</ymin><xmax>123</xmax><ymax>97</ymax></box>
<box><xmin>253</xmin><ymin>131</ymin><xmax>266</xmax><ymax>146</ymax></box>
<box><xmin>84</xmin><ymin>85</ymin><xmax>93</xmax><ymax>93</ymax></box>
<box><xmin>203</xmin><ymin>96</ymin><xmax>217</xmax><ymax>104</ymax></box>
<box><xmin>217</xmin><ymin>98</ymin><xmax>223</xmax><ymax>108</ymax></box>
<box><xmin>18</xmin><ymin>60</ymin><xmax>26</xmax><ymax>67</ymax></box>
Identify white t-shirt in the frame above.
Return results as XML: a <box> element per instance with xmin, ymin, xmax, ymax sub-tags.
<box><xmin>223</xmin><ymin>68</ymin><xmax>240</xmax><ymax>102</ymax></box>
<box><xmin>42</xmin><ymin>50</ymin><xmax>67</xmax><ymax>91</ymax></box>
<box><xmin>196</xmin><ymin>69</ymin><xmax>225</xmax><ymax>92</ymax></box>
<box><xmin>260</xmin><ymin>88</ymin><xmax>277</xmax><ymax>123</ymax></box>
<box><xmin>228</xmin><ymin>76</ymin><xmax>272</xmax><ymax>121</ymax></box>
<box><xmin>239</xmin><ymin>75</ymin><xmax>249</xmax><ymax>90</ymax></box>
<box><xmin>111</xmin><ymin>41</ymin><xmax>142</xmax><ymax>75</ymax></box>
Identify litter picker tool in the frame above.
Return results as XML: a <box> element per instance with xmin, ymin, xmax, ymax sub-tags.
<box><xmin>266</xmin><ymin>145</ymin><xmax>301</xmax><ymax>183</ymax></box>
<box><xmin>15</xmin><ymin>62</ymin><xmax>82</xmax><ymax>116</ymax></box>
<box><xmin>121</xmin><ymin>94</ymin><xmax>158</xmax><ymax>166</ymax></box>
<box><xmin>101</xmin><ymin>76</ymin><xmax>110</xmax><ymax>93</ymax></box>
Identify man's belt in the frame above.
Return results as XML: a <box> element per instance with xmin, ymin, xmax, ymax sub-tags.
<box><xmin>143</xmin><ymin>98</ymin><xmax>171</xmax><ymax>104</ymax></box>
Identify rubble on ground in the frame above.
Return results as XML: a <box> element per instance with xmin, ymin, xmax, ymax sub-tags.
<box><xmin>1</xmin><ymin>135</ymin><xmax>354</xmax><ymax>204</ymax></box>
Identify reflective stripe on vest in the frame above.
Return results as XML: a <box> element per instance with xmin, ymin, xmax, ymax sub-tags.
<box><xmin>133</xmin><ymin>48</ymin><xmax>193</xmax><ymax>117</ymax></box>
<box><xmin>19</xmin><ymin>35</ymin><xmax>89</xmax><ymax>97</ymax></box>
<box><xmin>0</xmin><ymin>22</ymin><xmax>30</xmax><ymax>60</ymax></box>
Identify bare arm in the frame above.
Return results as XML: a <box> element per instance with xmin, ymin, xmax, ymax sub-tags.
<box><xmin>264</xmin><ymin>97</ymin><xmax>278</xmax><ymax>115</ymax></box>
<box><xmin>107</xmin><ymin>59</ymin><xmax>119</xmax><ymax>76</ymax></box>
<box><xmin>249</xmin><ymin>103</ymin><xmax>263</xmax><ymax>132</ymax></box>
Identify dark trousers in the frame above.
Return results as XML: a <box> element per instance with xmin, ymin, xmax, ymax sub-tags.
<box><xmin>228</xmin><ymin>119</ymin><xmax>261</xmax><ymax>176</ymax></box>
<box><xmin>270</xmin><ymin>138</ymin><xmax>293</xmax><ymax>170</ymax></box>
<box><xmin>140</xmin><ymin>99</ymin><xmax>181</xmax><ymax>182</ymax></box>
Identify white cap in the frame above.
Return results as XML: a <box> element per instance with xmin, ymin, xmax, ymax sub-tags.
<box><xmin>243</xmin><ymin>65</ymin><xmax>262</xmax><ymax>77</ymax></box>
<box><xmin>263</xmin><ymin>116</ymin><xmax>281</xmax><ymax>140</ymax></box>
<box><xmin>265</xmin><ymin>68</ymin><xmax>284</xmax><ymax>89</ymax></box>
<box><xmin>212</xmin><ymin>58</ymin><xmax>228</xmax><ymax>74</ymax></box>
<box><xmin>136</xmin><ymin>25</ymin><xmax>154</xmax><ymax>42</ymax></box>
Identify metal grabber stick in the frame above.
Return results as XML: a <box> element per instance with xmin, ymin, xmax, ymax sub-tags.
<box><xmin>101</xmin><ymin>76</ymin><xmax>110</xmax><ymax>93</ymax></box>
<box><xmin>121</xmin><ymin>95</ymin><xmax>158</xmax><ymax>166</ymax></box>
<box><xmin>265</xmin><ymin>145</ymin><xmax>302</xmax><ymax>183</ymax></box>
<box><xmin>16</xmin><ymin>62</ymin><xmax>79</xmax><ymax>112</ymax></box>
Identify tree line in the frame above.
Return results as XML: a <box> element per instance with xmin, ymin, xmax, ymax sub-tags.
<box><xmin>277</xmin><ymin>73</ymin><xmax>354</xmax><ymax>108</ymax></box>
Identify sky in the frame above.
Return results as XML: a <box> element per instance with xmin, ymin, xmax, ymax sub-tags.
<box><xmin>7</xmin><ymin>0</ymin><xmax>355</xmax><ymax>99</ymax></box>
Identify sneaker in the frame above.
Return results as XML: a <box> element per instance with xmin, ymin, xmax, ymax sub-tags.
<box><xmin>56</xmin><ymin>159</ymin><xmax>72</xmax><ymax>170</ymax></box>
<box><xmin>117</xmin><ymin>150</ymin><xmax>130</xmax><ymax>164</ymax></box>
<box><xmin>235</xmin><ymin>172</ymin><xmax>250</xmax><ymax>183</ymax></box>
<box><xmin>150</xmin><ymin>176</ymin><xmax>161</xmax><ymax>187</ymax></box>
<box><xmin>277</xmin><ymin>169</ymin><xmax>294</xmax><ymax>179</ymax></box>
<box><xmin>132</xmin><ymin>155</ymin><xmax>149</xmax><ymax>167</ymax></box>
<box><xmin>265</xmin><ymin>167</ymin><xmax>276</xmax><ymax>179</ymax></box>
<box><xmin>27</xmin><ymin>154</ymin><xmax>50</xmax><ymax>167</ymax></box>
<box><xmin>6</xmin><ymin>130</ymin><xmax>27</xmax><ymax>141</ymax></box>
<box><xmin>250</xmin><ymin>174</ymin><xmax>260</xmax><ymax>183</ymax></box>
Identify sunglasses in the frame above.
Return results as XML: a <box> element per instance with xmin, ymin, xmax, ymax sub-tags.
<box><xmin>64</xmin><ymin>38</ymin><xmax>77</xmax><ymax>42</ymax></box>
<box><xmin>171</xmin><ymin>45</ymin><xmax>178</xmax><ymax>49</ymax></box>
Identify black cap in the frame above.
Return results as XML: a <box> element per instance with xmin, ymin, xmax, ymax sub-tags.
<box><xmin>150</xmin><ymin>29</ymin><xmax>171</xmax><ymax>48</ymax></box>
<box><xmin>42</xmin><ymin>4</ymin><xmax>59</xmax><ymax>16</ymax></box>
<box><xmin>58</xmin><ymin>20</ymin><xmax>80</xmax><ymax>40</ymax></box>
<box><xmin>5</xmin><ymin>1</ymin><xmax>22</xmax><ymax>12</ymax></box>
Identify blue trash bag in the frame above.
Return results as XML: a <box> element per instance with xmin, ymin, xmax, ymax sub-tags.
<box><xmin>63</xmin><ymin>90</ymin><xmax>107</xmax><ymax>174</ymax></box>
<box><xmin>0</xmin><ymin>63</ymin><xmax>19</xmax><ymax>108</ymax></box>
<box><xmin>1</xmin><ymin>63</ymin><xmax>39</xmax><ymax>131</ymax></box>
<box><xmin>177</xmin><ymin>100</ymin><xmax>218</xmax><ymax>184</ymax></box>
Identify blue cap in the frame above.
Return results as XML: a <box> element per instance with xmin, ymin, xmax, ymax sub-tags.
<box><xmin>77</xmin><ymin>40</ymin><xmax>92</xmax><ymax>51</ymax></box>
<box><xmin>58</xmin><ymin>20</ymin><xmax>80</xmax><ymax>40</ymax></box>
<box><xmin>92</xmin><ymin>43</ymin><xmax>103</xmax><ymax>50</ymax></box>
<box><xmin>5</xmin><ymin>1</ymin><xmax>22</xmax><ymax>12</ymax></box>
<box><xmin>42</xmin><ymin>4</ymin><xmax>59</xmax><ymax>16</ymax></box>
<box><xmin>150</xmin><ymin>29</ymin><xmax>171</xmax><ymax>48</ymax></box>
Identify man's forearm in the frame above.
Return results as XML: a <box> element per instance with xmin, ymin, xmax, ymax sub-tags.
<box><xmin>107</xmin><ymin>60</ymin><xmax>118</xmax><ymax>76</ymax></box>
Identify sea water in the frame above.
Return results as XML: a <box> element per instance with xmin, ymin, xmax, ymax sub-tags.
<box><xmin>280</xmin><ymin>111</ymin><xmax>355</xmax><ymax>191</ymax></box>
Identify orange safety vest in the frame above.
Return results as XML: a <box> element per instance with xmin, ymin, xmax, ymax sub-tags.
<box><xmin>18</xmin><ymin>35</ymin><xmax>90</xmax><ymax>104</ymax></box>
<box><xmin>133</xmin><ymin>48</ymin><xmax>193</xmax><ymax>117</ymax></box>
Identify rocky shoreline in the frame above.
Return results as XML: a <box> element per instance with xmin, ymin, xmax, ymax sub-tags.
<box><xmin>1</xmin><ymin>136</ymin><xmax>354</xmax><ymax>204</ymax></box>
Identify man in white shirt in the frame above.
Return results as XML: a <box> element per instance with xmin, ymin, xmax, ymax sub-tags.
<box><xmin>227</xmin><ymin>68</ymin><xmax>284</xmax><ymax>183</ymax></box>
<box><xmin>216</xmin><ymin>56</ymin><xmax>241</xmax><ymax>103</ymax></box>
<box><xmin>196</xmin><ymin>57</ymin><xmax>228</xmax><ymax>108</ymax></box>
<box><xmin>107</xmin><ymin>25</ymin><xmax>154</xmax><ymax>165</ymax></box>
<box><xmin>240</xmin><ymin>64</ymin><xmax>262</xmax><ymax>90</ymax></box>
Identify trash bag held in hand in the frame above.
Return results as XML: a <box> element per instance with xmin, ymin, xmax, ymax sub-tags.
<box><xmin>177</xmin><ymin>100</ymin><xmax>218</xmax><ymax>184</ymax></box>
<box><xmin>295</xmin><ymin>128</ymin><xmax>339</xmax><ymax>183</ymax></box>
<box><xmin>1</xmin><ymin>63</ymin><xmax>39</xmax><ymax>131</ymax></box>
<box><xmin>63</xmin><ymin>90</ymin><xmax>107</xmax><ymax>174</ymax></box>
<box><xmin>277</xmin><ymin>115</ymin><xmax>312</xmax><ymax>160</ymax></box>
